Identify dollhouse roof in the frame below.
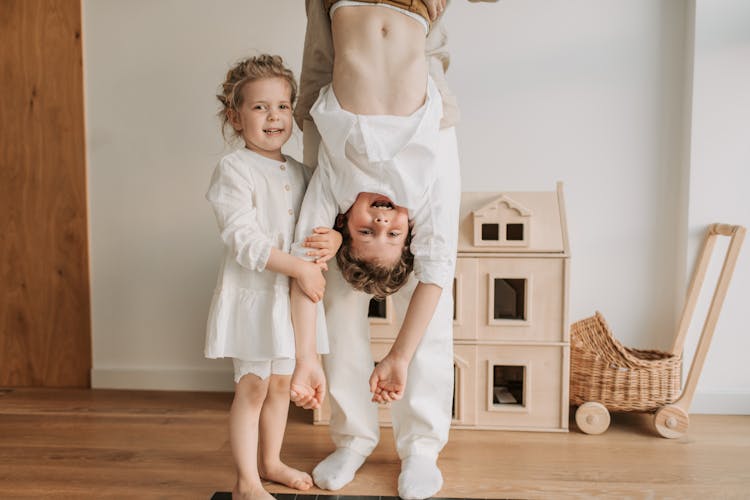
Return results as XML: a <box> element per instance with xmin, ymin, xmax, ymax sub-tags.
<box><xmin>458</xmin><ymin>182</ymin><xmax>570</xmax><ymax>255</ymax></box>
<box><xmin>474</xmin><ymin>195</ymin><xmax>533</xmax><ymax>218</ymax></box>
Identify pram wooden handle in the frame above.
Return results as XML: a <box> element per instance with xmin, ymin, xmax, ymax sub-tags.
<box><xmin>668</xmin><ymin>222</ymin><xmax>745</xmax><ymax>425</ymax></box>
<box><xmin>671</xmin><ymin>223</ymin><xmax>745</xmax><ymax>356</ymax></box>
<box><xmin>710</xmin><ymin>223</ymin><xmax>740</xmax><ymax>236</ymax></box>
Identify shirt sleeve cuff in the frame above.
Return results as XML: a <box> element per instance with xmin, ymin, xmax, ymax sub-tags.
<box><xmin>413</xmin><ymin>258</ymin><xmax>454</xmax><ymax>290</ymax></box>
<box><xmin>290</xmin><ymin>241</ymin><xmax>316</xmax><ymax>262</ymax></box>
<box><xmin>253</xmin><ymin>240</ymin><xmax>273</xmax><ymax>272</ymax></box>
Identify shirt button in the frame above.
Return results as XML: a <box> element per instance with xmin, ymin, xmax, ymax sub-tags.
<box><xmin>280</xmin><ymin>164</ymin><xmax>286</xmax><ymax>170</ymax></box>
<box><xmin>284</xmin><ymin>185</ymin><xmax>291</xmax><ymax>191</ymax></box>
<box><xmin>288</xmin><ymin>209</ymin><xmax>294</xmax><ymax>215</ymax></box>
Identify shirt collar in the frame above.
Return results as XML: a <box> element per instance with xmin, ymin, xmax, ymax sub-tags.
<box><xmin>237</xmin><ymin>147</ymin><xmax>288</xmax><ymax>168</ymax></box>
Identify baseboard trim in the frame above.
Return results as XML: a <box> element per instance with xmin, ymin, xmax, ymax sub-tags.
<box><xmin>92</xmin><ymin>368</ymin><xmax>750</xmax><ymax>415</ymax></box>
<box><xmin>91</xmin><ymin>367</ymin><xmax>234</xmax><ymax>392</ymax></box>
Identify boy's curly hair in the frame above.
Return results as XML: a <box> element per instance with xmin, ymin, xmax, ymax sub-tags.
<box><xmin>216</xmin><ymin>54</ymin><xmax>297</xmax><ymax>141</ymax></box>
<box><xmin>335</xmin><ymin>215</ymin><xmax>414</xmax><ymax>299</ymax></box>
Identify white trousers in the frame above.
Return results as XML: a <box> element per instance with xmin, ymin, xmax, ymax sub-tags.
<box><xmin>322</xmin><ymin>260</ymin><xmax>454</xmax><ymax>460</ymax></box>
<box><xmin>319</xmin><ymin>127</ymin><xmax>460</xmax><ymax>460</ymax></box>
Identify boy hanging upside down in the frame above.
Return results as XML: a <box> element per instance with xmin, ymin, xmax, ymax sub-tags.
<box><xmin>289</xmin><ymin>1</ymin><xmax>464</xmax><ymax>499</ymax></box>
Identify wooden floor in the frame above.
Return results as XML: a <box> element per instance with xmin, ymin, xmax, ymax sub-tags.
<box><xmin>1</xmin><ymin>389</ymin><xmax>749</xmax><ymax>499</ymax></box>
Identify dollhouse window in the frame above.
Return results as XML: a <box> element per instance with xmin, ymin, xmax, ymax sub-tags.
<box><xmin>493</xmin><ymin>278</ymin><xmax>526</xmax><ymax>320</ymax></box>
<box><xmin>452</xmin><ymin>277</ymin><xmax>457</xmax><ymax>321</ymax></box>
<box><xmin>368</xmin><ymin>298</ymin><xmax>387</xmax><ymax>319</ymax></box>
<box><xmin>472</xmin><ymin>195</ymin><xmax>532</xmax><ymax>247</ymax></box>
<box><xmin>452</xmin><ymin>362</ymin><xmax>458</xmax><ymax>420</ymax></box>
<box><xmin>506</xmin><ymin>223</ymin><xmax>524</xmax><ymax>241</ymax></box>
<box><xmin>481</xmin><ymin>223</ymin><xmax>500</xmax><ymax>241</ymax></box>
<box><xmin>492</xmin><ymin>365</ymin><xmax>525</xmax><ymax>407</ymax></box>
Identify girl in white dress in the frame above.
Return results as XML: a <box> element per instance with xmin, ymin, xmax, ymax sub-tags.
<box><xmin>205</xmin><ymin>54</ymin><xmax>340</xmax><ymax>500</ymax></box>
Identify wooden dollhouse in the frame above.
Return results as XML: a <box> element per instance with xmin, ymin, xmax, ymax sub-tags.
<box><xmin>314</xmin><ymin>183</ymin><xmax>571</xmax><ymax>432</ymax></box>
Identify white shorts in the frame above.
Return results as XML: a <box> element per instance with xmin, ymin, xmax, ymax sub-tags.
<box><xmin>232</xmin><ymin>358</ymin><xmax>295</xmax><ymax>383</ymax></box>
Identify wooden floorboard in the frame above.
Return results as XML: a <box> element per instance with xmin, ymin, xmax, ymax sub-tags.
<box><xmin>1</xmin><ymin>388</ymin><xmax>748</xmax><ymax>498</ymax></box>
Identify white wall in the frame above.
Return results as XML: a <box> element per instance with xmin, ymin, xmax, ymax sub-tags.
<box><xmin>450</xmin><ymin>0</ymin><xmax>689</xmax><ymax>350</ymax></box>
<box><xmin>681</xmin><ymin>0</ymin><xmax>750</xmax><ymax>414</ymax></box>
<box><xmin>83</xmin><ymin>0</ymin><xmax>749</xmax><ymax>413</ymax></box>
<box><xmin>84</xmin><ymin>0</ymin><xmax>307</xmax><ymax>390</ymax></box>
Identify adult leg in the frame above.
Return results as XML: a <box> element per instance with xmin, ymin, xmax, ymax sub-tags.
<box><xmin>302</xmin><ymin>119</ymin><xmax>321</xmax><ymax>168</ymax></box>
<box><xmin>258</xmin><ymin>372</ymin><xmax>313</xmax><ymax>490</ymax></box>
<box><xmin>391</xmin><ymin>126</ymin><xmax>460</xmax><ymax>499</ymax></box>
<box><xmin>230</xmin><ymin>372</ymin><xmax>273</xmax><ymax>500</ymax></box>
<box><xmin>301</xmin><ymin>116</ymin><xmax>376</xmax><ymax>490</ymax></box>
<box><xmin>390</xmin><ymin>279</ymin><xmax>454</xmax><ymax>499</ymax></box>
<box><xmin>313</xmin><ymin>258</ymin><xmax>379</xmax><ymax>490</ymax></box>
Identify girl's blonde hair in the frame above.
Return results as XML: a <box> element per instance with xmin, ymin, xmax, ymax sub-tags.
<box><xmin>217</xmin><ymin>54</ymin><xmax>298</xmax><ymax>141</ymax></box>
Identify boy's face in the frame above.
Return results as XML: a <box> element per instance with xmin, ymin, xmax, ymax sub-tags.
<box><xmin>231</xmin><ymin>77</ymin><xmax>293</xmax><ymax>161</ymax></box>
<box><xmin>347</xmin><ymin>193</ymin><xmax>409</xmax><ymax>267</ymax></box>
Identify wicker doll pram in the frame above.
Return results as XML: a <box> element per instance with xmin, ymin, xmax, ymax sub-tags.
<box><xmin>570</xmin><ymin>312</ymin><xmax>681</xmax><ymax>412</ymax></box>
<box><xmin>569</xmin><ymin>224</ymin><xmax>745</xmax><ymax>437</ymax></box>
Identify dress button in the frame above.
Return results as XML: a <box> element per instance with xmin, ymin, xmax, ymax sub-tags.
<box><xmin>280</xmin><ymin>164</ymin><xmax>286</xmax><ymax>170</ymax></box>
<box><xmin>284</xmin><ymin>185</ymin><xmax>291</xmax><ymax>191</ymax></box>
<box><xmin>288</xmin><ymin>209</ymin><xmax>294</xmax><ymax>216</ymax></box>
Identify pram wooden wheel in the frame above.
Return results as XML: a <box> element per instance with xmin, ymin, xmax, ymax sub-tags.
<box><xmin>654</xmin><ymin>405</ymin><xmax>689</xmax><ymax>439</ymax></box>
<box><xmin>575</xmin><ymin>402</ymin><xmax>610</xmax><ymax>435</ymax></box>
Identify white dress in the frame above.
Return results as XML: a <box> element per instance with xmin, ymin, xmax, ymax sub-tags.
<box><xmin>204</xmin><ymin>148</ymin><xmax>329</xmax><ymax>361</ymax></box>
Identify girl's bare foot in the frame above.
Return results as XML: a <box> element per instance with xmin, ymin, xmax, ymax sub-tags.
<box><xmin>260</xmin><ymin>461</ymin><xmax>313</xmax><ymax>491</ymax></box>
<box><xmin>232</xmin><ymin>480</ymin><xmax>274</xmax><ymax>500</ymax></box>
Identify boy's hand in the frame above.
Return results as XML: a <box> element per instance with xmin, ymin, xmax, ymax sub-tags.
<box><xmin>424</xmin><ymin>0</ymin><xmax>446</xmax><ymax>20</ymax></box>
<box><xmin>296</xmin><ymin>262</ymin><xmax>325</xmax><ymax>302</ymax></box>
<box><xmin>369</xmin><ymin>354</ymin><xmax>409</xmax><ymax>404</ymax></box>
<box><xmin>303</xmin><ymin>227</ymin><xmax>342</xmax><ymax>264</ymax></box>
<box><xmin>290</xmin><ymin>358</ymin><xmax>326</xmax><ymax>410</ymax></box>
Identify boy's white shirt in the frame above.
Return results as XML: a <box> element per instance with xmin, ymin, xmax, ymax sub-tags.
<box><xmin>205</xmin><ymin>147</ymin><xmax>328</xmax><ymax>360</ymax></box>
<box><xmin>291</xmin><ymin>77</ymin><xmax>457</xmax><ymax>290</ymax></box>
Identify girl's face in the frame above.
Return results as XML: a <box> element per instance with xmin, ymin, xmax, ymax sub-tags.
<box><xmin>230</xmin><ymin>77</ymin><xmax>293</xmax><ymax>161</ymax></box>
<box><xmin>346</xmin><ymin>192</ymin><xmax>409</xmax><ymax>267</ymax></box>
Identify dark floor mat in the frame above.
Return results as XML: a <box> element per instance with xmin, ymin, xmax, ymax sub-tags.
<box><xmin>211</xmin><ymin>494</ymin><xmax>503</xmax><ymax>500</ymax></box>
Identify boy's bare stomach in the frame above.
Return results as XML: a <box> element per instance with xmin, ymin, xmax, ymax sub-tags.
<box><xmin>331</xmin><ymin>4</ymin><xmax>427</xmax><ymax>116</ymax></box>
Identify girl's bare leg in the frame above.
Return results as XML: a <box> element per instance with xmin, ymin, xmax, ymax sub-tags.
<box><xmin>258</xmin><ymin>374</ymin><xmax>313</xmax><ymax>490</ymax></box>
<box><xmin>230</xmin><ymin>374</ymin><xmax>274</xmax><ymax>500</ymax></box>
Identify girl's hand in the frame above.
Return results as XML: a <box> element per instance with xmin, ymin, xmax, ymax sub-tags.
<box><xmin>303</xmin><ymin>227</ymin><xmax>343</xmax><ymax>264</ymax></box>
<box><xmin>296</xmin><ymin>261</ymin><xmax>326</xmax><ymax>302</ymax></box>
<box><xmin>423</xmin><ymin>0</ymin><xmax>446</xmax><ymax>20</ymax></box>
<box><xmin>368</xmin><ymin>353</ymin><xmax>409</xmax><ymax>404</ymax></box>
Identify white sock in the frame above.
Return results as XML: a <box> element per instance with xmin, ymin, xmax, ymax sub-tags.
<box><xmin>312</xmin><ymin>447</ymin><xmax>367</xmax><ymax>490</ymax></box>
<box><xmin>398</xmin><ymin>455</ymin><xmax>443</xmax><ymax>500</ymax></box>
